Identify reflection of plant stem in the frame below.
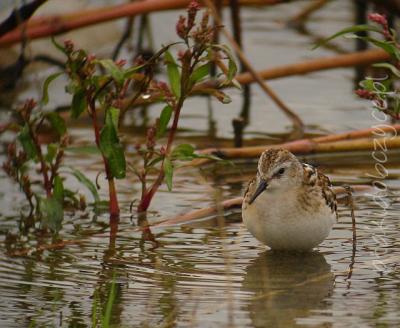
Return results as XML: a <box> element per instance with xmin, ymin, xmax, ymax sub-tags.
<box><xmin>215</xmin><ymin>188</ymin><xmax>235</xmax><ymax>326</ymax></box>
<box><xmin>138</xmin><ymin>212</ymin><xmax>157</xmax><ymax>246</ymax></box>
<box><xmin>344</xmin><ymin>185</ymin><xmax>356</xmax><ymax>289</ymax></box>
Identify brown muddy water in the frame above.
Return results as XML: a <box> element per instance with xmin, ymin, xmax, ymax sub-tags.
<box><xmin>0</xmin><ymin>0</ymin><xmax>400</xmax><ymax>327</ymax></box>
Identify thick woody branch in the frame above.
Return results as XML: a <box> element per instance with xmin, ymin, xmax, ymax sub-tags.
<box><xmin>195</xmin><ymin>49</ymin><xmax>390</xmax><ymax>89</ymax></box>
<box><xmin>0</xmin><ymin>0</ymin><xmax>293</xmax><ymax>48</ymax></box>
<box><xmin>191</xmin><ymin>124</ymin><xmax>400</xmax><ymax>165</ymax></box>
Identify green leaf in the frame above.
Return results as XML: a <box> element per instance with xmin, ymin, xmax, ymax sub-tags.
<box><xmin>51</xmin><ymin>37</ymin><xmax>67</xmax><ymax>55</ymax></box>
<box><xmin>68</xmin><ymin>167</ymin><xmax>100</xmax><ymax>203</ymax></box>
<box><xmin>41</xmin><ymin>72</ymin><xmax>63</xmax><ymax>105</ymax></box>
<box><xmin>71</xmin><ymin>89</ymin><xmax>87</xmax><ymax>119</ymax></box>
<box><xmin>63</xmin><ymin>188</ymin><xmax>80</xmax><ymax>208</ymax></box>
<box><xmin>93</xmin><ymin>200</ymin><xmax>110</xmax><ymax>215</ymax></box>
<box><xmin>190</xmin><ymin>152</ymin><xmax>234</xmax><ymax>166</ymax></box>
<box><xmin>231</xmin><ymin>78</ymin><xmax>242</xmax><ymax>90</ymax></box>
<box><xmin>46</xmin><ymin>112</ymin><xmax>67</xmax><ymax>136</ymax></box>
<box><xmin>312</xmin><ymin>24</ymin><xmax>382</xmax><ymax>49</ymax></box>
<box><xmin>98</xmin><ymin>59</ymin><xmax>125</xmax><ymax>85</ymax></box>
<box><xmin>227</xmin><ymin>56</ymin><xmax>237</xmax><ymax>81</ymax></box>
<box><xmin>147</xmin><ymin>156</ymin><xmax>163</xmax><ymax>168</ymax></box>
<box><xmin>124</xmin><ymin>64</ymin><xmax>145</xmax><ymax>78</ymax></box>
<box><xmin>39</xmin><ymin>196</ymin><xmax>63</xmax><ymax>232</ymax></box>
<box><xmin>45</xmin><ymin>143</ymin><xmax>58</xmax><ymax>163</ymax></box>
<box><xmin>53</xmin><ymin>175</ymin><xmax>64</xmax><ymax>203</ymax></box>
<box><xmin>165</xmin><ymin>50</ymin><xmax>181</xmax><ymax>98</ymax></box>
<box><xmin>99</xmin><ymin>108</ymin><xmax>126</xmax><ymax>179</ymax></box>
<box><xmin>157</xmin><ymin>105</ymin><xmax>173</xmax><ymax>138</ymax></box>
<box><xmin>190</xmin><ymin>63</ymin><xmax>210</xmax><ymax>83</ymax></box>
<box><xmin>211</xmin><ymin>90</ymin><xmax>232</xmax><ymax>104</ymax></box>
<box><xmin>171</xmin><ymin>144</ymin><xmax>195</xmax><ymax>159</ymax></box>
<box><xmin>373</xmin><ymin>62</ymin><xmax>400</xmax><ymax>78</ymax></box>
<box><xmin>212</xmin><ymin>44</ymin><xmax>238</xmax><ymax>82</ymax></box>
<box><xmin>164</xmin><ymin>158</ymin><xmax>173</xmax><ymax>191</ymax></box>
<box><xmin>353</xmin><ymin>36</ymin><xmax>400</xmax><ymax>60</ymax></box>
<box><xmin>18</xmin><ymin>124</ymin><xmax>37</xmax><ymax>160</ymax></box>
<box><xmin>70</xmin><ymin>50</ymin><xmax>88</xmax><ymax>74</ymax></box>
<box><xmin>92</xmin><ymin>290</ymin><xmax>99</xmax><ymax>328</ymax></box>
<box><xmin>359</xmin><ymin>78</ymin><xmax>375</xmax><ymax>91</ymax></box>
<box><xmin>105</xmin><ymin>107</ymin><xmax>120</xmax><ymax>130</ymax></box>
<box><xmin>100</xmin><ymin>126</ymin><xmax>126</xmax><ymax>179</ymax></box>
<box><xmin>394</xmin><ymin>95</ymin><xmax>400</xmax><ymax>114</ymax></box>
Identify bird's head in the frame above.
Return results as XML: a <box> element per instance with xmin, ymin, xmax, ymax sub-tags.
<box><xmin>249</xmin><ymin>148</ymin><xmax>303</xmax><ymax>204</ymax></box>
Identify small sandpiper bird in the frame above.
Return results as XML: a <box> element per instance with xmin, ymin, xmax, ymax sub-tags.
<box><xmin>242</xmin><ymin>148</ymin><xmax>337</xmax><ymax>251</ymax></box>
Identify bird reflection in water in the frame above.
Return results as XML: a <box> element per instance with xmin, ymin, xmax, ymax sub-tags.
<box><xmin>242</xmin><ymin>251</ymin><xmax>334</xmax><ymax>327</ymax></box>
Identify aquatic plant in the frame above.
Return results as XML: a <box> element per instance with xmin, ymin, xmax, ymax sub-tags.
<box><xmin>1</xmin><ymin>0</ymin><xmax>237</xmax><ymax>231</ymax></box>
<box><xmin>1</xmin><ymin>99</ymin><xmax>90</xmax><ymax>232</ymax></box>
<box><xmin>316</xmin><ymin>12</ymin><xmax>400</xmax><ymax>120</ymax></box>
<box><xmin>132</xmin><ymin>0</ymin><xmax>236</xmax><ymax>213</ymax></box>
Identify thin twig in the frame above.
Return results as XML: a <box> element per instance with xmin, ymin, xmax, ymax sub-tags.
<box><xmin>203</xmin><ymin>0</ymin><xmax>304</xmax><ymax>137</ymax></box>
<box><xmin>112</xmin><ymin>15</ymin><xmax>135</xmax><ymax>60</ymax></box>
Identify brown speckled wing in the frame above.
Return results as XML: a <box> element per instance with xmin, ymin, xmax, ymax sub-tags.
<box><xmin>243</xmin><ymin>177</ymin><xmax>256</xmax><ymax>208</ymax></box>
<box><xmin>302</xmin><ymin>163</ymin><xmax>338</xmax><ymax>218</ymax></box>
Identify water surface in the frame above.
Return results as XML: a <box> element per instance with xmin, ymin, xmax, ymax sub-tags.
<box><xmin>0</xmin><ymin>1</ymin><xmax>400</xmax><ymax>327</ymax></box>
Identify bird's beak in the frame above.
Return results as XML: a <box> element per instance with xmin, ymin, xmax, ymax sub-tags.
<box><xmin>248</xmin><ymin>179</ymin><xmax>268</xmax><ymax>204</ymax></box>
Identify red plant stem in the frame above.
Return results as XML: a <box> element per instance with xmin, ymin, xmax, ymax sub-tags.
<box><xmin>28</xmin><ymin>123</ymin><xmax>52</xmax><ymax>197</ymax></box>
<box><xmin>37</xmin><ymin>153</ymin><xmax>52</xmax><ymax>198</ymax></box>
<box><xmin>166</xmin><ymin>97</ymin><xmax>185</xmax><ymax>153</ymax></box>
<box><xmin>137</xmin><ymin>33</ymin><xmax>204</xmax><ymax>213</ymax></box>
<box><xmin>89</xmin><ymin>98</ymin><xmax>120</xmax><ymax>218</ymax></box>
<box><xmin>137</xmin><ymin>96</ymin><xmax>185</xmax><ymax>213</ymax></box>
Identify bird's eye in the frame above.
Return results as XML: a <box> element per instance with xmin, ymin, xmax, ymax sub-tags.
<box><xmin>278</xmin><ymin>168</ymin><xmax>285</xmax><ymax>175</ymax></box>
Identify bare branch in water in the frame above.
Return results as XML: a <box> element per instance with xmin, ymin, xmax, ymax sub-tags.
<box><xmin>0</xmin><ymin>0</ymin><xmax>48</xmax><ymax>37</ymax></box>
